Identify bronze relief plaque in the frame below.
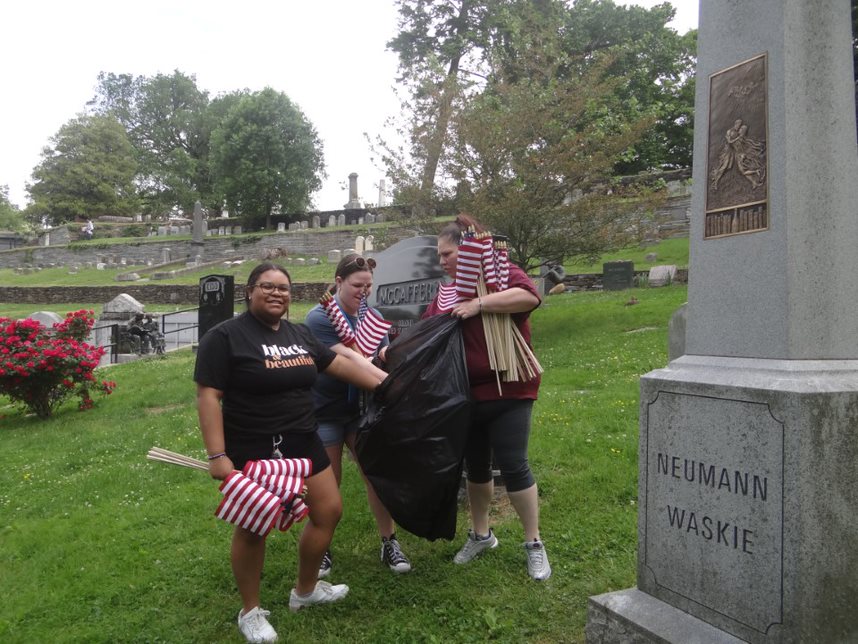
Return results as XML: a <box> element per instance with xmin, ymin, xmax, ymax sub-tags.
<box><xmin>705</xmin><ymin>53</ymin><xmax>768</xmax><ymax>239</ymax></box>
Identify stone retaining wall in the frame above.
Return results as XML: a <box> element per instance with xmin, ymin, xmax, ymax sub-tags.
<box><xmin>0</xmin><ymin>227</ymin><xmax>414</xmax><ymax>270</ymax></box>
<box><xmin>0</xmin><ymin>283</ymin><xmax>330</xmax><ymax>305</ymax></box>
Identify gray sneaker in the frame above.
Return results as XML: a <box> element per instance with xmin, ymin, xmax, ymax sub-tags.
<box><xmin>523</xmin><ymin>538</ymin><xmax>552</xmax><ymax>580</ymax></box>
<box><xmin>289</xmin><ymin>580</ymin><xmax>349</xmax><ymax>612</ymax></box>
<box><xmin>237</xmin><ymin>606</ymin><xmax>278</xmax><ymax>643</ymax></box>
<box><xmin>453</xmin><ymin>528</ymin><xmax>499</xmax><ymax>564</ymax></box>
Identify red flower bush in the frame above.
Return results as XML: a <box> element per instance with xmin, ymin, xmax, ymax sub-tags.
<box><xmin>0</xmin><ymin>310</ymin><xmax>116</xmax><ymax>418</ymax></box>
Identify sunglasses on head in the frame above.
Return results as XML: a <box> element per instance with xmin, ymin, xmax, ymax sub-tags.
<box><xmin>346</xmin><ymin>256</ymin><xmax>376</xmax><ymax>270</ymax></box>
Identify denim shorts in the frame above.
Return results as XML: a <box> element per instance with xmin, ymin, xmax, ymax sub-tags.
<box><xmin>316</xmin><ymin>418</ymin><xmax>360</xmax><ymax>448</ymax></box>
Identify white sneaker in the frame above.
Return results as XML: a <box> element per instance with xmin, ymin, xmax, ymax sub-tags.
<box><xmin>237</xmin><ymin>606</ymin><xmax>278</xmax><ymax>643</ymax></box>
<box><xmin>289</xmin><ymin>580</ymin><xmax>349</xmax><ymax>612</ymax></box>
<box><xmin>523</xmin><ymin>539</ymin><xmax>552</xmax><ymax>580</ymax></box>
<box><xmin>453</xmin><ymin>528</ymin><xmax>499</xmax><ymax>564</ymax></box>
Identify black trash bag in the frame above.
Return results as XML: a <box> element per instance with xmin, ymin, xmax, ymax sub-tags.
<box><xmin>356</xmin><ymin>314</ymin><xmax>470</xmax><ymax>541</ymax></box>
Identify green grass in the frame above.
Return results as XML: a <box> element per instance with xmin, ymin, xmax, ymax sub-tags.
<box><xmin>0</xmin><ymin>258</ymin><xmax>335</xmax><ymax>288</ymax></box>
<box><xmin>563</xmin><ymin>237</ymin><xmax>689</xmax><ymax>274</ymax></box>
<box><xmin>0</xmin><ymin>285</ymin><xmax>688</xmax><ymax>643</ymax></box>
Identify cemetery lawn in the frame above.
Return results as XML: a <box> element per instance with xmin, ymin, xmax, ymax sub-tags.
<box><xmin>564</xmin><ymin>237</ymin><xmax>689</xmax><ymax>274</ymax></box>
<box><xmin>0</xmin><ymin>285</ymin><xmax>687</xmax><ymax>643</ymax></box>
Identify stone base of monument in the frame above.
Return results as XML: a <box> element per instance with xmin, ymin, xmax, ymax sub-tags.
<box><xmin>591</xmin><ymin>356</ymin><xmax>858</xmax><ymax>644</ymax></box>
<box><xmin>586</xmin><ymin>588</ymin><xmax>744</xmax><ymax>643</ymax></box>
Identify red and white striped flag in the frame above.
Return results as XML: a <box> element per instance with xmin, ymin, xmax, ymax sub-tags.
<box><xmin>215</xmin><ymin>471</ymin><xmax>284</xmax><ymax>537</ymax></box>
<box><xmin>355</xmin><ymin>308</ymin><xmax>392</xmax><ymax>355</ymax></box>
<box><xmin>435</xmin><ymin>282</ymin><xmax>460</xmax><ymax>313</ymax></box>
<box><xmin>455</xmin><ymin>236</ymin><xmax>484</xmax><ymax>299</ymax></box>
<box><xmin>243</xmin><ymin>458</ymin><xmax>312</xmax><ymax>480</ymax></box>
<box><xmin>496</xmin><ymin>241</ymin><xmax>510</xmax><ymax>291</ymax></box>
<box><xmin>480</xmin><ymin>234</ymin><xmax>498</xmax><ymax>292</ymax></box>
<box><xmin>319</xmin><ymin>292</ymin><xmax>357</xmax><ymax>347</ymax></box>
<box><xmin>279</xmin><ymin>498</ymin><xmax>310</xmax><ymax>531</ymax></box>
<box><xmin>244</xmin><ymin>458</ymin><xmax>312</xmax><ymax>533</ymax></box>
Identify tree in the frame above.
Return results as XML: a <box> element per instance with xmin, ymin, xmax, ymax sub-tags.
<box><xmin>387</xmin><ymin>0</ymin><xmax>496</xmax><ymax>211</ymax></box>
<box><xmin>385</xmin><ymin>0</ymin><xmax>696</xmax><ymax>210</ymax></box>
<box><xmin>0</xmin><ymin>185</ymin><xmax>26</xmax><ymax>232</ymax></box>
<box><xmin>209</xmin><ymin>88</ymin><xmax>325</xmax><ymax>230</ymax></box>
<box><xmin>556</xmin><ymin>0</ymin><xmax>696</xmax><ymax>173</ymax></box>
<box><xmin>88</xmin><ymin>70</ymin><xmax>213</xmax><ymax>215</ymax></box>
<box><xmin>446</xmin><ymin>6</ymin><xmax>665</xmax><ymax>270</ymax></box>
<box><xmin>27</xmin><ymin>115</ymin><xmax>138</xmax><ymax>226</ymax></box>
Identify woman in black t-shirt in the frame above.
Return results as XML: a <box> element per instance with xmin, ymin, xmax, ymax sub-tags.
<box><xmin>194</xmin><ymin>262</ymin><xmax>385</xmax><ymax>643</ymax></box>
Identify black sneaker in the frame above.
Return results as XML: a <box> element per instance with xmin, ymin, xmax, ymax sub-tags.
<box><xmin>380</xmin><ymin>535</ymin><xmax>412</xmax><ymax>573</ymax></box>
<box><xmin>317</xmin><ymin>549</ymin><xmax>332</xmax><ymax>579</ymax></box>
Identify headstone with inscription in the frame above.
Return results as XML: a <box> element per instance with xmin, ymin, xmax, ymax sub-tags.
<box><xmin>587</xmin><ymin>3</ymin><xmax>858</xmax><ymax>644</ymax></box>
<box><xmin>198</xmin><ymin>275</ymin><xmax>235</xmax><ymax>339</ymax></box>
<box><xmin>367</xmin><ymin>236</ymin><xmax>447</xmax><ymax>340</ymax></box>
<box><xmin>602</xmin><ymin>261</ymin><xmax>634</xmax><ymax>291</ymax></box>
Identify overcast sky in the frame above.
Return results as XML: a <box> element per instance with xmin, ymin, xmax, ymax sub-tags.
<box><xmin>0</xmin><ymin>1</ymin><xmax>697</xmax><ymax>212</ymax></box>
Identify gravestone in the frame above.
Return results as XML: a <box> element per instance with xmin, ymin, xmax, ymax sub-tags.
<box><xmin>328</xmin><ymin>215</ymin><xmax>337</xmax><ymax>227</ymax></box>
<box><xmin>647</xmin><ymin>264</ymin><xmax>676</xmax><ymax>287</ymax></box>
<box><xmin>191</xmin><ymin>200</ymin><xmax>205</xmax><ymax>255</ymax></box>
<box><xmin>312</xmin><ymin>215</ymin><xmax>320</xmax><ymax>229</ymax></box>
<box><xmin>328</xmin><ymin>249</ymin><xmax>342</xmax><ymax>264</ymax></box>
<box><xmin>365</xmin><ymin>235</ymin><xmax>374</xmax><ymax>252</ymax></box>
<box><xmin>602</xmin><ymin>261</ymin><xmax>634</xmax><ymax>291</ymax></box>
<box><xmin>355</xmin><ymin>236</ymin><xmax>365</xmax><ymax>254</ymax></box>
<box><xmin>27</xmin><ymin>311</ymin><xmax>62</xmax><ymax>329</ymax></box>
<box><xmin>345</xmin><ymin>172</ymin><xmax>362</xmax><ymax>209</ymax></box>
<box><xmin>337</xmin><ymin>214</ymin><xmax>346</xmax><ymax>227</ymax></box>
<box><xmin>198</xmin><ymin>275</ymin><xmax>235</xmax><ymax>339</ymax></box>
<box><xmin>367</xmin><ymin>236</ymin><xmax>447</xmax><ymax>340</ymax></box>
<box><xmin>233</xmin><ymin>225</ymin><xmax>242</xmax><ymax>235</ymax></box>
<box><xmin>103</xmin><ymin>294</ymin><xmax>144</xmax><ymax>316</ymax></box>
<box><xmin>587</xmin><ymin>2</ymin><xmax>858</xmax><ymax>643</ymax></box>
<box><xmin>161</xmin><ymin>248</ymin><xmax>171</xmax><ymax>264</ymax></box>
<box><xmin>277</xmin><ymin>222</ymin><xmax>286</xmax><ymax>232</ymax></box>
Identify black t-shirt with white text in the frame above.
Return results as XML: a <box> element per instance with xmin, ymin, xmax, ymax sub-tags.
<box><xmin>194</xmin><ymin>312</ymin><xmax>336</xmax><ymax>436</ymax></box>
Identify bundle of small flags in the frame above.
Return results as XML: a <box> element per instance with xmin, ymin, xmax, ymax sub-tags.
<box><xmin>436</xmin><ymin>229</ymin><xmax>512</xmax><ymax>312</ymax></box>
<box><xmin>146</xmin><ymin>447</ymin><xmax>311</xmax><ymax>538</ymax></box>
<box><xmin>319</xmin><ymin>291</ymin><xmax>392</xmax><ymax>356</ymax></box>
<box><xmin>216</xmin><ymin>458</ymin><xmax>312</xmax><ymax>536</ymax></box>
<box><xmin>435</xmin><ymin>227</ymin><xmax>542</xmax><ymax>390</ymax></box>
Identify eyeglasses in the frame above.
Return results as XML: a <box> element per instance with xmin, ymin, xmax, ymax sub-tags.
<box><xmin>253</xmin><ymin>282</ymin><xmax>291</xmax><ymax>295</ymax></box>
<box><xmin>346</xmin><ymin>256</ymin><xmax>376</xmax><ymax>271</ymax></box>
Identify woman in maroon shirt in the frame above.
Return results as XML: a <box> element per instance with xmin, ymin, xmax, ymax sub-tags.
<box><xmin>424</xmin><ymin>214</ymin><xmax>551</xmax><ymax>581</ymax></box>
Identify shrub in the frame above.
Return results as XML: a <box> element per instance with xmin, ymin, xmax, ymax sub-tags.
<box><xmin>0</xmin><ymin>310</ymin><xmax>116</xmax><ymax>418</ymax></box>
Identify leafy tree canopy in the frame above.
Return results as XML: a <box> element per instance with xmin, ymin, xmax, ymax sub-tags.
<box><xmin>88</xmin><ymin>70</ymin><xmax>213</xmax><ymax>215</ymax></box>
<box><xmin>448</xmin><ymin>6</ymin><xmax>665</xmax><ymax>270</ymax></box>
<box><xmin>0</xmin><ymin>185</ymin><xmax>27</xmax><ymax>232</ymax></box>
<box><xmin>26</xmin><ymin>114</ymin><xmax>138</xmax><ymax>227</ymax></box>
<box><xmin>209</xmin><ymin>88</ymin><xmax>325</xmax><ymax>230</ymax></box>
<box><xmin>384</xmin><ymin>0</ymin><xmax>696</xmax><ymax>208</ymax></box>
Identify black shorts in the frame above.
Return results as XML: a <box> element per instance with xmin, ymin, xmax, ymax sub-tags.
<box><xmin>225</xmin><ymin>430</ymin><xmax>331</xmax><ymax>475</ymax></box>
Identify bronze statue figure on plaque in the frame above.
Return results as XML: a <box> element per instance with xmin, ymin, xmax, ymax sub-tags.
<box><xmin>705</xmin><ymin>54</ymin><xmax>769</xmax><ymax>239</ymax></box>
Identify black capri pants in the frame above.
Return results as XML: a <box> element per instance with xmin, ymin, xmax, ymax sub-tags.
<box><xmin>464</xmin><ymin>399</ymin><xmax>535</xmax><ymax>493</ymax></box>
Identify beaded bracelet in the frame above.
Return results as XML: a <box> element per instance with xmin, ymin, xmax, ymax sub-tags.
<box><xmin>207</xmin><ymin>452</ymin><xmax>227</xmax><ymax>461</ymax></box>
